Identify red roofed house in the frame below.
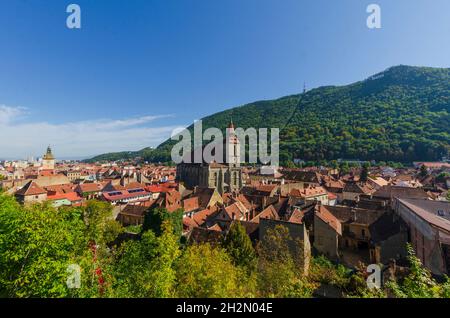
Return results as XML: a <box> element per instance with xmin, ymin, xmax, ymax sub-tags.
<box><xmin>182</xmin><ymin>197</ymin><xmax>200</xmax><ymax>217</ymax></box>
<box><xmin>15</xmin><ymin>181</ymin><xmax>47</xmax><ymax>205</ymax></box>
<box><xmin>75</xmin><ymin>182</ymin><xmax>104</xmax><ymax>200</ymax></box>
<box><xmin>289</xmin><ymin>186</ymin><xmax>329</xmax><ymax>205</ymax></box>
<box><xmin>102</xmin><ymin>186</ymin><xmax>152</xmax><ymax>205</ymax></box>
<box><xmin>155</xmin><ymin>190</ymin><xmax>182</xmax><ymax>213</ymax></box>
<box><xmin>394</xmin><ymin>198</ymin><xmax>450</xmax><ymax>276</ymax></box>
<box><xmin>47</xmin><ymin>191</ymin><xmax>83</xmax><ymax>207</ymax></box>
<box><xmin>314</xmin><ymin>205</ymin><xmax>342</xmax><ymax>260</ymax></box>
<box><xmin>250</xmin><ymin>205</ymin><xmax>279</xmax><ymax>224</ymax></box>
<box><xmin>216</xmin><ymin>201</ymin><xmax>250</xmax><ymax>224</ymax></box>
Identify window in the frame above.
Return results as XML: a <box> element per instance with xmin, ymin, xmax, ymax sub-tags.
<box><xmin>361</xmin><ymin>229</ymin><xmax>366</xmax><ymax>237</ymax></box>
<box><xmin>438</xmin><ymin>210</ymin><xmax>445</xmax><ymax>217</ymax></box>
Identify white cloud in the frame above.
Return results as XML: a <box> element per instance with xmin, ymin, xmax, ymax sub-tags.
<box><xmin>0</xmin><ymin>105</ymin><xmax>27</xmax><ymax>125</ymax></box>
<box><xmin>0</xmin><ymin>106</ymin><xmax>178</xmax><ymax>159</ymax></box>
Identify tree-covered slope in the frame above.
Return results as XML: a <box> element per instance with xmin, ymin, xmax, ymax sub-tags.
<box><xmin>281</xmin><ymin>65</ymin><xmax>450</xmax><ymax>163</ymax></box>
<box><xmin>86</xmin><ymin>65</ymin><xmax>450</xmax><ymax>164</ymax></box>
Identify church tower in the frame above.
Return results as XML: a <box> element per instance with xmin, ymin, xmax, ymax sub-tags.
<box><xmin>42</xmin><ymin>146</ymin><xmax>55</xmax><ymax>170</ymax></box>
<box><xmin>226</xmin><ymin>120</ymin><xmax>240</xmax><ymax>167</ymax></box>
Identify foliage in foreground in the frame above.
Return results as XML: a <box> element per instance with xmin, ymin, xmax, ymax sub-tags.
<box><xmin>1</xmin><ymin>193</ymin><xmax>450</xmax><ymax>298</ymax></box>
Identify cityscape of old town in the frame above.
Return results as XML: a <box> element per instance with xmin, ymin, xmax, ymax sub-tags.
<box><xmin>1</xmin><ymin>1</ymin><xmax>450</xmax><ymax>303</ymax></box>
<box><xmin>2</xmin><ymin>128</ymin><xmax>450</xmax><ymax>298</ymax></box>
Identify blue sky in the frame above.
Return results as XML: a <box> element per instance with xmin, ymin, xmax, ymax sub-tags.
<box><xmin>0</xmin><ymin>0</ymin><xmax>450</xmax><ymax>159</ymax></box>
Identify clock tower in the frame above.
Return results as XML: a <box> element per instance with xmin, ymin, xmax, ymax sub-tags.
<box><xmin>42</xmin><ymin>146</ymin><xmax>55</xmax><ymax>170</ymax></box>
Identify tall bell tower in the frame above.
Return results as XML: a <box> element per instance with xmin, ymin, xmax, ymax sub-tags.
<box><xmin>42</xmin><ymin>145</ymin><xmax>55</xmax><ymax>170</ymax></box>
<box><xmin>226</xmin><ymin>120</ymin><xmax>240</xmax><ymax>167</ymax></box>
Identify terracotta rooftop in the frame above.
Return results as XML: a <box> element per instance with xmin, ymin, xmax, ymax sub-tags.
<box><xmin>15</xmin><ymin>181</ymin><xmax>46</xmax><ymax>196</ymax></box>
<box><xmin>316</xmin><ymin>205</ymin><xmax>342</xmax><ymax>235</ymax></box>
<box><xmin>251</xmin><ymin>205</ymin><xmax>279</xmax><ymax>224</ymax></box>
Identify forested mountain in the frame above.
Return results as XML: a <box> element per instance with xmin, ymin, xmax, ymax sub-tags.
<box><xmin>86</xmin><ymin>65</ymin><xmax>450</xmax><ymax>164</ymax></box>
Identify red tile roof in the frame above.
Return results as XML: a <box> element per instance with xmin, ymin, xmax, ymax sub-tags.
<box><xmin>77</xmin><ymin>182</ymin><xmax>104</xmax><ymax>193</ymax></box>
<box><xmin>288</xmin><ymin>209</ymin><xmax>304</xmax><ymax>224</ymax></box>
<box><xmin>182</xmin><ymin>197</ymin><xmax>200</xmax><ymax>213</ymax></box>
<box><xmin>47</xmin><ymin>192</ymin><xmax>82</xmax><ymax>202</ymax></box>
<box><xmin>316</xmin><ymin>206</ymin><xmax>342</xmax><ymax>235</ymax></box>
<box><xmin>192</xmin><ymin>207</ymin><xmax>219</xmax><ymax>227</ymax></box>
<box><xmin>15</xmin><ymin>181</ymin><xmax>46</xmax><ymax>196</ymax></box>
<box><xmin>251</xmin><ymin>205</ymin><xmax>279</xmax><ymax>223</ymax></box>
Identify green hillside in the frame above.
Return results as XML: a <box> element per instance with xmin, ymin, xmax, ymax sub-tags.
<box><xmin>86</xmin><ymin>65</ymin><xmax>450</xmax><ymax>164</ymax></box>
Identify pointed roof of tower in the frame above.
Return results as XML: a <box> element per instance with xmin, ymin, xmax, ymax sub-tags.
<box><xmin>228</xmin><ymin>119</ymin><xmax>235</xmax><ymax>129</ymax></box>
<box><xmin>43</xmin><ymin>145</ymin><xmax>55</xmax><ymax>160</ymax></box>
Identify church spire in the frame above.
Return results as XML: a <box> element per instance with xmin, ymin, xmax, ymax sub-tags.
<box><xmin>43</xmin><ymin>145</ymin><xmax>54</xmax><ymax>160</ymax></box>
<box><xmin>228</xmin><ymin>118</ymin><xmax>234</xmax><ymax>129</ymax></box>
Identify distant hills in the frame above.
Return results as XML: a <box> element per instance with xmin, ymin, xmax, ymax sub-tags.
<box><xmin>86</xmin><ymin>65</ymin><xmax>450</xmax><ymax>165</ymax></box>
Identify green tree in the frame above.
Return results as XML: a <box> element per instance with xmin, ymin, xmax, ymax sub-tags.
<box><xmin>143</xmin><ymin>207</ymin><xmax>183</xmax><ymax>237</ymax></box>
<box><xmin>256</xmin><ymin>225</ymin><xmax>313</xmax><ymax>298</ymax></box>
<box><xmin>360</xmin><ymin>163</ymin><xmax>370</xmax><ymax>182</ymax></box>
<box><xmin>222</xmin><ymin>222</ymin><xmax>256</xmax><ymax>271</ymax></box>
<box><xmin>0</xmin><ymin>194</ymin><xmax>87</xmax><ymax>297</ymax></box>
<box><xmin>175</xmin><ymin>243</ymin><xmax>253</xmax><ymax>297</ymax></box>
<box><xmin>386</xmin><ymin>244</ymin><xmax>442</xmax><ymax>298</ymax></box>
<box><xmin>111</xmin><ymin>221</ymin><xmax>180</xmax><ymax>297</ymax></box>
<box><xmin>419</xmin><ymin>165</ymin><xmax>429</xmax><ymax>178</ymax></box>
<box><xmin>77</xmin><ymin>200</ymin><xmax>124</xmax><ymax>245</ymax></box>
<box><xmin>339</xmin><ymin>162</ymin><xmax>350</xmax><ymax>176</ymax></box>
<box><xmin>308</xmin><ymin>256</ymin><xmax>350</xmax><ymax>290</ymax></box>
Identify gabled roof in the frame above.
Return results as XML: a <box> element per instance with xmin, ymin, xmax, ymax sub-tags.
<box><xmin>76</xmin><ymin>182</ymin><xmax>104</xmax><ymax>193</ymax></box>
<box><xmin>15</xmin><ymin>181</ymin><xmax>46</xmax><ymax>196</ymax></box>
<box><xmin>397</xmin><ymin>198</ymin><xmax>450</xmax><ymax>221</ymax></box>
<box><xmin>125</xmin><ymin>182</ymin><xmax>146</xmax><ymax>190</ymax></box>
<box><xmin>323</xmin><ymin>205</ymin><xmax>384</xmax><ymax>226</ymax></box>
<box><xmin>369</xmin><ymin>176</ymin><xmax>389</xmax><ymax>187</ymax></box>
<box><xmin>373</xmin><ymin>185</ymin><xmax>429</xmax><ymax>200</ymax></box>
<box><xmin>255</xmin><ymin>184</ymin><xmax>278</xmax><ymax>195</ymax></box>
<box><xmin>103</xmin><ymin>188</ymin><xmax>149</xmax><ymax>202</ymax></box>
<box><xmin>288</xmin><ymin>209</ymin><xmax>304</xmax><ymax>224</ymax></box>
<box><xmin>193</xmin><ymin>187</ymin><xmax>220</xmax><ymax>208</ymax></box>
<box><xmin>343</xmin><ymin>182</ymin><xmax>374</xmax><ymax>194</ymax></box>
<box><xmin>282</xmin><ymin>170</ymin><xmax>322</xmax><ymax>184</ymax></box>
<box><xmin>290</xmin><ymin>186</ymin><xmax>327</xmax><ymax>198</ymax></box>
<box><xmin>324</xmin><ymin>179</ymin><xmax>345</xmax><ymax>190</ymax></box>
<box><xmin>222</xmin><ymin>201</ymin><xmax>249</xmax><ymax>220</ymax></box>
<box><xmin>118</xmin><ymin>205</ymin><xmax>149</xmax><ymax>217</ymax></box>
<box><xmin>182</xmin><ymin>197</ymin><xmax>200</xmax><ymax>213</ymax></box>
<box><xmin>236</xmin><ymin>194</ymin><xmax>254</xmax><ymax>210</ymax></box>
<box><xmin>183</xmin><ymin>216</ymin><xmax>197</xmax><ymax>230</ymax></box>
<box><xmin>315</xmin><ymin>205</ymin><xmax>342</xmax><ymax>235</ymax></box>
<box><xmin>44</xmin><ymin>184</ymin><xmax>75</xmax><ymax>194</ymax></box>
<box><xmin>47</xmin><ymin>191</ymin><xmax>82</xmax><ymax>202</ymax></box>
<box><xmin>192</xmin><ymin>207</ymin><xmax>219</xmax><ymax>227</ymax></box>
<box><xmin>397</xmin><ymin>198</ymin><xmax>450</xmax><ymax>232</ymax></box>
<box><xmin>251</xmin><ymin>205</ymin><xmax>279</xmax><ymax>223</ymax></box>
